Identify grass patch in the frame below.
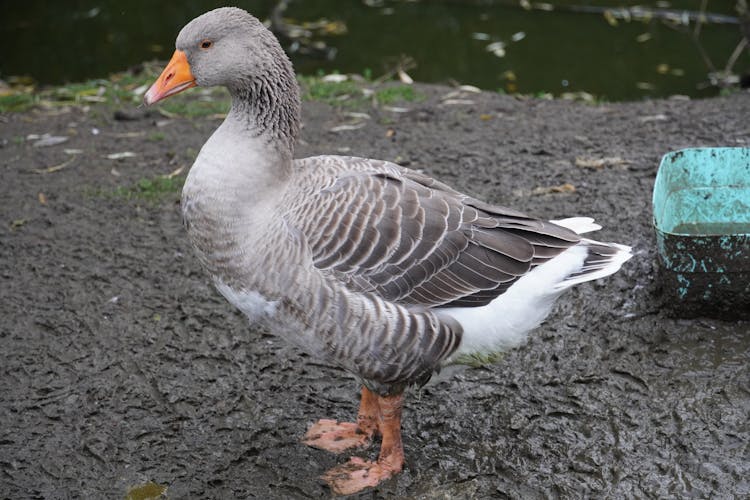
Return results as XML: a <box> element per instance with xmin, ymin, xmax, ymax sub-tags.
<box><xmin>298</xmin><ymin>73</ymin><xmax>424</xmax><ymax>108</ymax></box>
<box><xmin>110</xmin><ymin>175</ymin><xmax>185</xmax><ymax>203</ymax></box>
<box><xmin>298</xmin><ymin>75</ymin><xmax>362</xmax><ymax>105</ymax></box>
<box><xmin>0</xmin><ymin>93</ymin><xmax>36</xmax><ymax>112</ymax></box>
<box><xmin>374</xmin><ymin>85</ymin><xmax>423</xmax><ymax>104</ymax></box>
<box><xmin>2</xmin><ymin>66</ymin><xmax>423</xmax><ymax>114</ymax></box>
<box><xmin>159</xmin><ymin>89</ymin><xmax>230</xmax><ymax>118</ymax></box>
<box><xmin>0</xmin><ymin>63</ymin><xmax>229</xmax><ymax>116</ymax></box>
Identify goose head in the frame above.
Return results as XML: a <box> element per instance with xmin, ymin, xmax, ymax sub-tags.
<box><xmin>144</xmin><ymin>7</ymin><xmax>296</xmax><ymax>104</ymax></box>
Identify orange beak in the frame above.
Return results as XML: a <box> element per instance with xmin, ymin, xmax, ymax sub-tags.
<box><xmin>144</xmin><ymin>50</ymin><xmax>197</xmax><ymax>105</ymax></box>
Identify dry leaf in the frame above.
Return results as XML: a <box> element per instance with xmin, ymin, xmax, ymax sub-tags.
<box><xmin>636</xmin><ymin>33</ymin><xmax>652</xmax><ymax>43</ymax></box>
<box><xmin>343</xmin><ymin>112</ymin><xmax>371</xmax><ymax>120</ymax></box>
<box><xmin>441</xmin><ymin>99</ymin><xmax>475</xmax><ymax>106</ymax></box>
<box><xmin>164</xmin><ymin>166</ymin><xmax>185</xmax><ymax>179</ymax></box>
<box><xmin>531</xmin><ymin>183</ymin><xmax>576</xmax><ymax>195</ymax></box>
<box><xmin>32</xmin><ymin>134</ymin><xmax>69</xmax><ymax>148</ymax></box>
<box><xmin>38</xmin><ymin>192</ymin><xmax>47</xmax><ymax>205</ymax></box>
<box><xmin>322</xmin><ymin>74</ymin><xmax>348</xmax><ymax>83</ymax></box>
<box><xmin>34</xmin><ymin>157</ymin><xmax>74</xmax><ymax>174</ymax></box>
<box><xmin>603</xmin><ymin>10</ymin><xmax>619</xmax><ymax>26</ymax></box>
<box><xmin>329</xmin><ymin>123</ymin><xmax>366</xmax><ymax>132</ymax></box>
<box><xmin>397</xmin><ymin>69</ymin><xmax>413</xmax><ymax>85</ymax></box>
<box><xmin>458</xmin><ymin>85</ymin><xmax>481</xmax><ymax>93</ymax></box>
<box><xmin>486</xmin><ymin>41</ymin><xmax>506</xmax><ymax>58</ymax></box>
<box><xmin>105</xmin><ymin>152</ymin><xmax>136</xmax><ymax>160</ymax></box>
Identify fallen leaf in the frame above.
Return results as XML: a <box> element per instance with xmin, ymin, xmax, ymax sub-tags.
<box><xmin>10</xmin><ymin>219</ymin><xmax>27</xmax><ymax>229</ymax></box>
<box><xmin>38</xmin><ymin>192</ymin><xmax>47</xmax><ymax>205</ymax></box>
<box><xmin>531</xmin><ymin>183</ymin><xmax>576</xmax><ymax>195</ymax></box>
<box><xmin>386</xmin><ymin>129</ymin><xmax>395</xmax><ymax>138</ymax></box>
<box><xmin>486</xmin><ymin>41</ymin><xmax>506</xmax><ymax>58</ymax></box>
<box><xmin>479</xmin><ymin>114</ymin><xmax>493</xmax><ymax>121</ymax></box>
<box><xmin>105</xmin><ymin>152</ymin><xmax>136</xmax><ymax>160</ymax></box>
<box><xmin>343</xmin><ymin>112</ymin><xmax>371</xmax><ymax>120</ymax></box>
<box><xmin>163</xmin><ymin>166</ymin><xmax>185</xmax><ymax>179</ymax></box>
<box><xmin>458</xmin><ymin>85</ymin><xmax>481</xmax><ymax>93</ymax></box>
<box><xmin>441</xmin><ymin>99</ymin><xmax>475</xmax><ymax>106</ymax></box>
<box><xmin>32</xmin><ymin>134</ymin><xmax>69</xmax><ymax>147</ymax></box>
<box><xmin>329</xmin><ymin>123</ymin><xmax>366</xmax><ymax>132</ymax></box>
<box><xmin>636</xmin><ymin>33</ymin><xmax>652</xmax><ymax>43</ymax></box>
<box><xmin>322</xmin><ymin>74</ymin><xmax>348</xmax><ymax>83</ymax></box>
<box><xmin>397</xmin><ymin>69</ymin><xmax>413</xmax><ymax>85</ymax></box>
<box><xmin>132</xmin><ymin>84</ymin><xmax>149</xmax><ymax>96</ymax></box>
<box><xmin>33</xmin><ymin>157</ymin><xmax>75</xmax><ymax>174</ymax></box>
<box><xmin>575</xmin><ymin>157</ymin><xmax>630</xmax><ymax>169</ymax></box>
<box><xmin>603</xmin><ymin>10</ymin><xmax>619</xmax><ymax>26</ymax></box>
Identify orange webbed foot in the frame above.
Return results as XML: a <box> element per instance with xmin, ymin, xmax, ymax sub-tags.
<box><xmin>302</xmin><ymin>419</ymin><xmax>373</xmax><ymax>453</ymax></box>
<box><xmin>321</xmin><ymin>456</ymin><xmax>400</xmax><ymax>495</ymax></box>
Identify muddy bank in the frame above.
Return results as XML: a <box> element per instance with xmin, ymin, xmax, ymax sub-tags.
<box><xmin>1</xmin><ymin>86</ymin><xmax>749</xmax><ymax>498</ymax></box>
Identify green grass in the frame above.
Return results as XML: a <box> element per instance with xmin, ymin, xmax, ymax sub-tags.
<box><xmin>109</xmin><ymin>175</ymin><xmax>185</xmax><ymax>203</ymax></box>
<box><xmin>1</xmin><ymin>66</ymin><xmax>423</xmax><ymax>114</ymax></box>
<box><xmin>298</xmin><ymin>75</ymin><xmax>362</xmax><ymax>105</ymax></box>
<box><xmin>374</xmin><ymin>85</ymin><xmax>423</xmax><ymax>104</ymax></box>
<box><xmin>0</xmin><ymin>63</ymin><xmax>229</xmax><ymax>115</ymax></box>
<box><xmin>0</xmin><ymin>93</ymin><xmax>36</xmax><ymax>112</ymax></box>
<box><xmin>159</xmin><ymin>90</ymin><xmax>230</xmax><ymax>118</ymax></box>
<box><xmin>298</xmin><ymin>74</ymin><xmax>424</xmax><ymax>108</ymax></box>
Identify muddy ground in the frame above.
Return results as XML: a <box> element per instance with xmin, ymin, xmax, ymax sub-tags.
<box><xmin>1</xmin><ymin>85</ymin><xmax>749</xmax><ymax>499</ymax></box>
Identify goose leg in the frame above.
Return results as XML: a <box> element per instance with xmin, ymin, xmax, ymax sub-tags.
<box><xmin>321</xmin><ymin>392</ymin><xmax>405</xmax><ymax>495</ymax></box>
<box><xmin>302</xmin><ymin>386</ymin><xmax>379</xmax><ymax>453</ymax></box>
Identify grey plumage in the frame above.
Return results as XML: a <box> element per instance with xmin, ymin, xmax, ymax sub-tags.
<box><xmin>165</xmin><ymin>7</ymin><xmax>631</xmax><ymax>395</ymax></box>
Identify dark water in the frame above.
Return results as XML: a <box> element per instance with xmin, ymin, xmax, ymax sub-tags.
<box><xmin>1</xmin><ymin>0</ymin><xmax>747</xmax><ymax>100</ymax></box>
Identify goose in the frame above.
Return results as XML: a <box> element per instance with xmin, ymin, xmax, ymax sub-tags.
<box><xmin>144</xmin><ymin>7</ymin><xmax>632</xmax><ymax>494</ymax></box>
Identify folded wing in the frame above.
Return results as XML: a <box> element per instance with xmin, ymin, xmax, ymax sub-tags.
<box><xmin>287</xmin><ymin>157</ymin><xmax>582</xmax><ymax>309</ymax></box>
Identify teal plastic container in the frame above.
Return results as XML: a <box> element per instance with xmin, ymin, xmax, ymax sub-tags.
<box><xmin>653</xmin><ymin>147</ymin><xmax>750</xmax><ymax>319</ymax></box>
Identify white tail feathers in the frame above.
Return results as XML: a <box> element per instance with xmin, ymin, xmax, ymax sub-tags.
<box><xmin>550</xmin><ymin>217</ymin><xmax>602</xmax><ymax>234</ymax></box>
<box><xmin>444</xmin><ymin>218</ymin><xmax>632</xmax><ymax>365</ymax></box>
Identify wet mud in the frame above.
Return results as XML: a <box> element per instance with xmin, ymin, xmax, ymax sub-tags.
<box><xmin>1</xmin><ymin>87</ymin><xmax>749</xmax><ymax>498</ymax></box>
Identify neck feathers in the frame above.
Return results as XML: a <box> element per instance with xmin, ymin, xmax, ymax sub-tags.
<box><xmin>228</xmin><ymin>54</ymin><xmax>300</xmax><ymax>156</ymax></box>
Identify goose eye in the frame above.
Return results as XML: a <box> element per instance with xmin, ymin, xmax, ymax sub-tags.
<box><xmin>200</xmin><ymin>39</ymin><xmax>213</xmax><ymax>49</ymax></box>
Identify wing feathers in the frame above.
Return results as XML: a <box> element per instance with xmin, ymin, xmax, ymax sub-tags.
<box><xmin>290</xmin><ymin>157</ymin><xmax>584</xmax><ymax>308</ymax></box>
